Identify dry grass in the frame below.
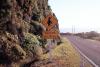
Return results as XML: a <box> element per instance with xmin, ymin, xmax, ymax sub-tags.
<box><xmin>41</xmin><ymin>38</ymin><xmax>81</xmax><ymax>67</ymax></box>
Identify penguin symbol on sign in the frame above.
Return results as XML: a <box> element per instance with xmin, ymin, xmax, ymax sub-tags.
<box><xmin>48</xmin><ymin>17</ymin><xmax>52</xmax><ymax>26</ymax></box>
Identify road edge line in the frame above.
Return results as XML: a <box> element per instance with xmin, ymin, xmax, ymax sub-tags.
<box><xmin>67</xmin><ymin>38</ymin><xmax>99</xmax><ymax>67</ymax></box>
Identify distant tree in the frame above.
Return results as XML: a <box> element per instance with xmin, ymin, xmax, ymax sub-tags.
<box><xmin>86</xmin><ymin>31</ymin><xmax>100</xmax><ymax>39</ymax></box>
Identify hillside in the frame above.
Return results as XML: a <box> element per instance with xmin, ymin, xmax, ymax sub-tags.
<box><xmin>0</xmin><ymin>0</ymin><xmax>60</xmax><ymax>67</ymax></box>
<box><xmin>0</xmin><ymin>0</ymin><xmax>81</xmax><ymax>67</ymax></box>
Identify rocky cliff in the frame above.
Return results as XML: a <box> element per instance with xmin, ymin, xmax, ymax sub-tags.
<box><xmin>0</xmin><ymin>0</ymin><xmax>60</xmax><ymax>67</ymax></box>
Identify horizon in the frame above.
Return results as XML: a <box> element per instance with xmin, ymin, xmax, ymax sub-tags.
<box><xmin>60</xmin><ymin>27</ymin><xmax>100</xmax><ymax>33</ymax></box>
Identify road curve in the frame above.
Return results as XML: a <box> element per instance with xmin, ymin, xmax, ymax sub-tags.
<box><xmin>66</xmin><ymin>35</ymin><xmax>100</xmax><ymax>66</ymax></box>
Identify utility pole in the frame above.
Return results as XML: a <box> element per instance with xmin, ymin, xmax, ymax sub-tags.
<box><xmin>73</xmin><ymin>26</ymin><xmax>75</xmax><ymax>33</ymax></box>
<box><xmin>72</xmin><ymin>26</ymin><xmax>73</xmax><ymax>33</ymax></box>
<box><xmin>72</xmin><ymin>26</ymin><xmax>75</xmax><ymax>33</ymax></box>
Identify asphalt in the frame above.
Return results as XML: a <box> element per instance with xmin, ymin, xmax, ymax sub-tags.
<box><xmin>66</xmin><ymin>35</ymin><xmax>100</xmax><ymax>66</ymax></box>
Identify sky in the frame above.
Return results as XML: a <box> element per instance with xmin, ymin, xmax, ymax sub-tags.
<box><xmin>48</xmin><ymin>0</ymin><xmax>100</xmax><ymax>33</ymax></box>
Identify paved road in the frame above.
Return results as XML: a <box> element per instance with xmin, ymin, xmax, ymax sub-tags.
<box><xmin>66</xmin><ymin>35</ymin><xmax>100</xmax><ymax>66</ymax></box>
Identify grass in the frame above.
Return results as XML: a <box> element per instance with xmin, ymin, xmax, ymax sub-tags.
<box><xmin>41</xmin><ymin>37</ymin><xmax>81</xmax><ymax>67</ymax></box>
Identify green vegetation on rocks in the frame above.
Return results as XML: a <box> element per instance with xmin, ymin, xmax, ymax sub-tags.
<box><xmin>0</xmin><ymin>0</ymin><xmax>60</xmax><ymax>67</ymax></box>
<box><xmin>23</xmin><ymin>33</ymin><xmax>39</xmax><ymax>51</ymax></box>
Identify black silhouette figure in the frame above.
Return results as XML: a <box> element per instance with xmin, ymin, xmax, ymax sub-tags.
<box><xmin>48</xmin><ymin>17</ymin><xmax>52</xmax><ymax>26</ymax></box>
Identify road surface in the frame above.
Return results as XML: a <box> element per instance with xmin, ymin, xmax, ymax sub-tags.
<box><xmin>66</xmin><ymin>35</ymin><xmax>100</xmax><ymax>66</ymax></box>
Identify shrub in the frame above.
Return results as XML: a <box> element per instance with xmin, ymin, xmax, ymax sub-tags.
<box><xmin>22</xmin><ymin>33</ymin><xmax>43</xmax><ymax>57</ymax></box>
<box><xmin>23</xmin><ymin>33</ymin><xmax>39</xmax><ymax>50</ymax></box>
<box><xmin>37</xmin><ymin>36</ymin><xmax>47</xmax><ymax>48</ymax></box>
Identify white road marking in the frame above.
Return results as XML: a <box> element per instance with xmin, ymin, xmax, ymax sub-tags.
<box><xmin>67</xmin><ymin>38</ymin><xmax>99</xmax><ymax>67</ymax></box>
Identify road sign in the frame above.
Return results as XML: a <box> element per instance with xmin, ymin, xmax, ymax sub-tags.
<box><xmin>42</xmin><ymin>14</ymin><xmax>59</xmax><ymax>39</ymax></box>
<box><xmin>42</xmin><ymin>30</ymin><xmax>59</xmax><ymax>39</ymax></box>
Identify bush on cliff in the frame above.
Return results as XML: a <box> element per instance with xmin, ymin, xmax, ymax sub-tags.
<box><xmin>22</xmin><ymin>33</ymin><xmax>43</xmax><ymax>58</ymax></box>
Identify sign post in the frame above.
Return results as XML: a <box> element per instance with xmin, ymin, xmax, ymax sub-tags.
<box><xmin>42</xmin><ymin>14</ymin><xmax>59</xmax><ymax>62</ymax></box>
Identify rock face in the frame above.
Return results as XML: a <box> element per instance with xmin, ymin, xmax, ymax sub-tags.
<box><xmin>0</xmin><ymin>0</ymin><xmax>60</xmax><ymax>66</ymax></box>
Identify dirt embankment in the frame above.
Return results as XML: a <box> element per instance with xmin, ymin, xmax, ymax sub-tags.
<box><xmin>30</xmin><ymin>38</ymin><xmax>81</xmax><ymax>67</ymax></box>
